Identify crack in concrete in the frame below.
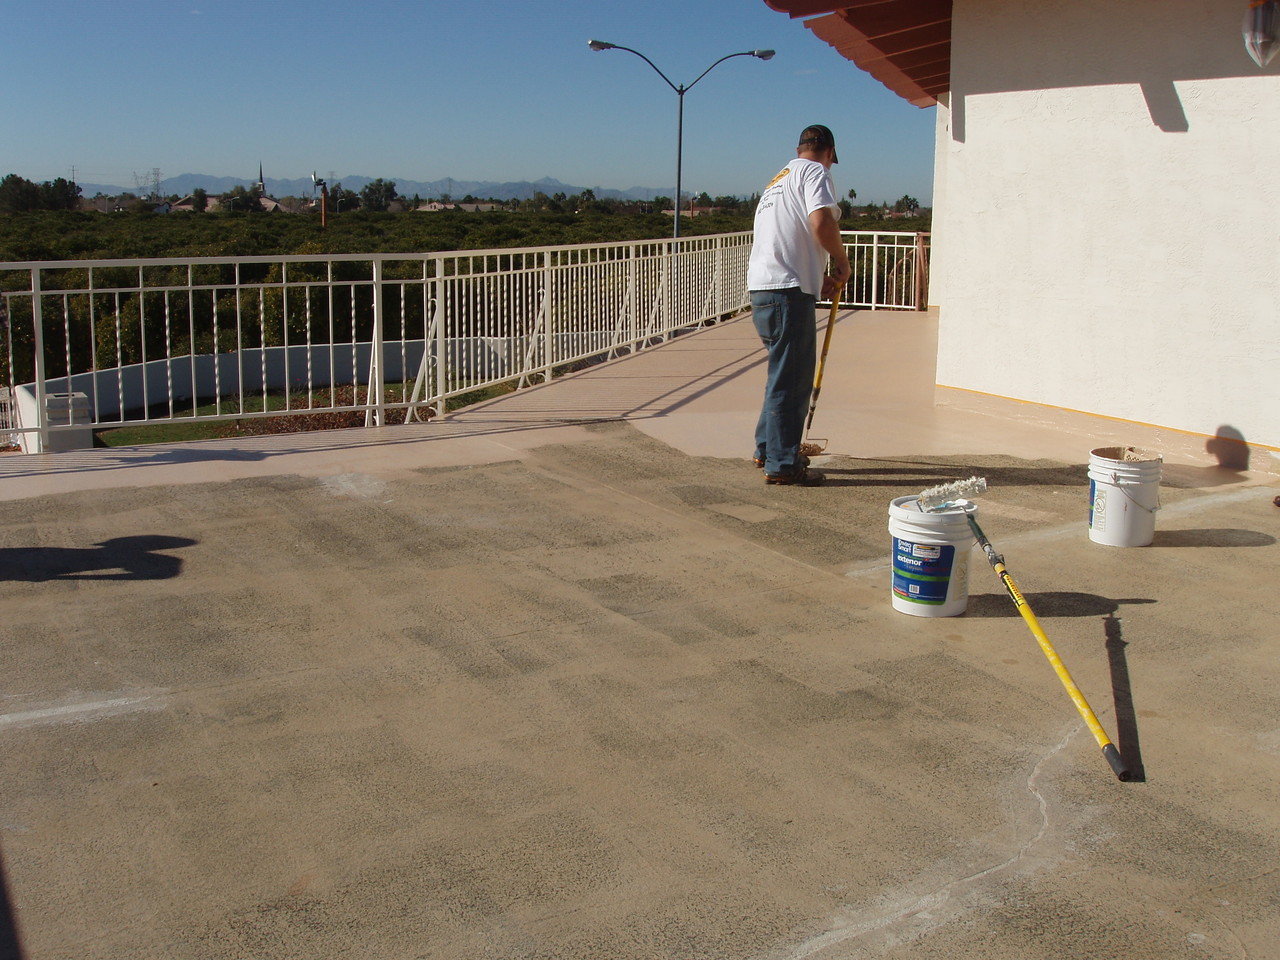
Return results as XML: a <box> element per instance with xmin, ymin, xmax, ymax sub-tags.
<box><xmin>766</xmin><ymin>725</ymin><xmax>1082</xmax><ymax>960</ymax></box>
<box><xmin>0</xmin><ymin>691</ymin><xmax>166</xmax><ymax>730</ymax></box>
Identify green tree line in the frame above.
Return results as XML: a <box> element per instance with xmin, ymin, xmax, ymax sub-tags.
<box><xmin>0</xmin><ymin>208</ymin><xmax>767</xmax><ymax>262</ymax></box>
<box><xmin>0</xmin><ymin>167</ymin><xmax>929</xmax><ymax>262</ymax></box>
<box><xmin>0</xmin><ymin>174</ymin><xmax>83</xmax><ymax>213</ymax></box>
<box><xmin>0</xmin><ymin>207</ymin><xmax>928</xmax><ymax>263</ymax></box>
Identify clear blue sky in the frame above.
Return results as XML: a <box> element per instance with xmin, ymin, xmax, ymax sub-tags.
<box><xmin>3</xmin><ymin>0</ymin><xmax>936</xmax><ymax>204</ymax></box>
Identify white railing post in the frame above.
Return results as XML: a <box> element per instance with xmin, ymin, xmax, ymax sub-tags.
<box><xmin>617</xmin><ymin>243</ymin><xmax>637</xmax><ymax>355</ymax></box>
<box><xmin>915</xmin><ymin>232</ymin><xmax>928</xmax><ymax>311</ymax></box>
<box><xmin>668</xmin><ymin>238</ymin><xmax>680</xmax><ymax>340</ymax></box>
<box><xmin>371</xmin><ymin>257</ymin><xmax>386</xmax><ymax>426</ymax></box>
<box><xmin>662</xmin><ymin>241</ymin><xmax>672</xmax><ymax>342</ymax></box>
<box><xmin>543</xmin><ymin>250</ymin><xmax>555</xmax><ymax>383</ymax></box>
<box><xmin>434</xmin><ymin>258</ymin><xmax>448</xmax><ymax>417</ymax></box>
<box><xmin>714</xmin><ymin>234</ymin><xmax>725</xmax><ymax>317</ymax></box>
<box><xmin>628</xmin><ymin>243</ymin><xmax>638</xmax><ymax>347</ymax></box>
<box><xmin>872</xmin><ymin>232</ymin><xmax>883</xmax><ymax>309</ymax></box>
<box><xmin>30</xmin><ymin>267</ymin><xmax>48</xmax><ymax>452</ymax></box>
<box><xmin>139</xmin><ymin>265</ymin><xmax>152</xmax><ymax>415</ymax></box>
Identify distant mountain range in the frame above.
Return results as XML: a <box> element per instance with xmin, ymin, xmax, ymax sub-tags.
<box><xmin>77</xmin><ymin>174</ymin><xmax>675</xmax><ymax>203</ymax></box>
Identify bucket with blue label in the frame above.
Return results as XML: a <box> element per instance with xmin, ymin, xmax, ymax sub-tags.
<box><xmin>888</xmin><ymin>495</ymin><xmax>978</xmax><ymax>617</ymax></box>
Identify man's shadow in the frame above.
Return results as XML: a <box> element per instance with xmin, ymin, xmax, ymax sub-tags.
<box><xmin>0</xmin><ymin>536</ymin><xmax>196</xmax><ymax>582</ymax></box>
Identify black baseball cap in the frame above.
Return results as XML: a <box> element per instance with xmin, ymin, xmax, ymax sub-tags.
<box><xmin>798</xmin><ymin>124</ymin><xmax>838</xmax><ymax>163</ymax></box>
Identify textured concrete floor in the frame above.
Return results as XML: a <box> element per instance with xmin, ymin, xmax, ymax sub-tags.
<box><xmin>1</xmin><ymin>312</ymin><xmax>1278</xmax><ymax>960</ymax></box>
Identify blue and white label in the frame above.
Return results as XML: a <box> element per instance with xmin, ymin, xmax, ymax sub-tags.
<box><xmin>1089</xmin><ymin>478</ymin><xmax>1106</xmax><ymax>531</ymax></box>
<box><xmin>892</xmin><ymin>537</ymin><xmax>955</xmax><ymax>605</ymax></box>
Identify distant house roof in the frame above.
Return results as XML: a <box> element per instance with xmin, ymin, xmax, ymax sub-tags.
<box><xmin>663</xmin><ymin>205</ymin><xmax>721</xmax><ymax>218</ymax></box>
<box><xmin>763</xmin><ymin>0</ymin><xmax>951</xmax><ymax>107</ymax></box>
<box><xmin>415</xmin><ymin>201</ymin><xmax>502</xmax><ymax>213</ymax></box>
<box><xmin>165</xmin><ymin>194</ymin><xmax>285</xmax><ymax>213</ymax></box>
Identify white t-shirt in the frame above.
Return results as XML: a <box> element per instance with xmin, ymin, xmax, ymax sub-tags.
<box><xmin>746</xmin><ymin>157</ymin><xmax>839</xmax><ymax>297</ymax></box>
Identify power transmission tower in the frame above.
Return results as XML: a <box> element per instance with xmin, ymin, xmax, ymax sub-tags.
<box><xmin>132</xmin><ymin>168</ymin><xmax>163</xmax><ymax>201</ymax></box>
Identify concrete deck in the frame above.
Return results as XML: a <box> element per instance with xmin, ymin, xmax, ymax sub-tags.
<box><xmin>1</xmin><ymin>310</ymin><xmax>1277</xmax><ymax>960</ymax></box>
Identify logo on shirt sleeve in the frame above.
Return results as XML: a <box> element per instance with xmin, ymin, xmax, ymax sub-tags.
<box><xmin>763</xmin><ymin>167</ymin><xmax>792</xmax><ymax>190</ymax></box>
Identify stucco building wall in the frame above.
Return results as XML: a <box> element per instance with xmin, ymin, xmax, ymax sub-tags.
<box><xmin>930</xmin><ymin>0</ymin><xmax>1280</xmax><ymax>449</ymax></box>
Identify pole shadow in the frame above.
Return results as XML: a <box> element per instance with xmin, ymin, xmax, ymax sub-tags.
<box><xmin>1150</xmin><ymin>528</ymin><xmax>1275</xmax><ymax>548</ymax></box>
<box><xmin>0</xmin><ymin>845</ymin><xmax>24</xmax><ymax>960</ymax></box>
<box><xmin>819</xmin><ymin>460</ymin><xmax>1088</xmax><ymax>492</ymax></box>
<box><xmin>0</xmin><ymin>536</ymin><xmax>196</xmax><ymax>582</ymax></box>
<box><xmin>1104</xmin><ymin>614</ymin><xmax>1146</xmax><ymax>782</ymax></box>
<box><xmin>965</xmin><ymin>593</ymin><xmax>1150</xmax><ymax>781</ymax></box>
<box><xmin>963</xmin><ymin>592</ymin><xmax>1155</xmax><ymax>619</ymax></box>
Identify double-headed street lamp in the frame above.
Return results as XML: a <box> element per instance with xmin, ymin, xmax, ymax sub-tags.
<box><xmin>588</xmin><ymin>40</ymin><xmax>774</xmax><ymax>239</ymax></box>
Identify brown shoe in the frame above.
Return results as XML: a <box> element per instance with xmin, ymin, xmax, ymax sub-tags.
<box><xmin>755</xmin><ymin>454</ymin><xmax>808</xmax><ymax>472</ymax></box>
<box><xmin>765</xmin><ymin>466</ymin><xmax>824</xmax><ymax>486</ymax></box>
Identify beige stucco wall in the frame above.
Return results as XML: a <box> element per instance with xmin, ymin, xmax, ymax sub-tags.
<box><xmin>930</xmin><ymin>0</ymin><xmax>1280</xmax><ymax>450</ymax></box>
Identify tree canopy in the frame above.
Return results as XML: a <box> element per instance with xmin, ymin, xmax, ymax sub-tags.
<box><xmin>359</xmin><ymin>179</ymin><xmax>398</xmax><ymax>212</ymax></box>
<box><xmin>0</xmin><ymin>184</ymin><xmax>929</xmax><ymax>262</ymax></box>
<box><xmin>0</xmin><ymin>174</ymin><xmax>82</xmax><ymax>213</ymax></box>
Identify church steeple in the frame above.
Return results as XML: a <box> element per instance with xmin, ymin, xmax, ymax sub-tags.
<box><xmin>256</xmin><ymin>163</ymin><xmax>265</xmax><ymax>195</ymax></box>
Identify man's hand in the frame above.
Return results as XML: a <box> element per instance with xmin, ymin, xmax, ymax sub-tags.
<box><xmin>831</xmin><ymin>254</ymin><xmax>852</xmax><ymax>286</ymax></box>
<box><xmin>810</xmin><ymin>207</ymin><xmax>852</xmax><ymax>299</ymax></box>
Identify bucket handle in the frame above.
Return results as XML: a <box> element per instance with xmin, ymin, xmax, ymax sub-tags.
<box><xmin>1102</xmin><ymin>469</ymin><xmax>1161</xmax><ymax>514</ymax></box>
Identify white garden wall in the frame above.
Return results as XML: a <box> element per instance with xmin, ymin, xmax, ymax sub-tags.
<box><xmin>930</xmin><ymin>0</ymin><xmax>1280</xmax><ymax>450</ymax></box>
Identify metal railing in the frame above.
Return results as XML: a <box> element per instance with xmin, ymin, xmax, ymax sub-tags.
<box><xmin>0</xmin><ymin>229</ymin><xmax>928</xmax><ymax>452</ymax></box>
<box><xmin>840</xmin><ymin>230</ymin><xmax>930</xmax><ymax>311</ymax></box>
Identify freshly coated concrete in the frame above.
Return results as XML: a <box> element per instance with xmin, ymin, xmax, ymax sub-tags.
<box><xmin>1</xmin><ymin>311</ymin><xmax>1277</xmax><ymax>960</ymax></box>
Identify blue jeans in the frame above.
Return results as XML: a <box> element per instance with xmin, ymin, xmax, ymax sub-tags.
<box><xmin>751</xmin><ymin>287</ymin><xmax>817</xmax><ymax>476</ymax></box>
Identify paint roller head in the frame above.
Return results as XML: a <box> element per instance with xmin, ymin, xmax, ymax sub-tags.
<box><xmin>917</xmin><ymin>476</ymin><xmax>988</xmax><ymax>512</ymax></box>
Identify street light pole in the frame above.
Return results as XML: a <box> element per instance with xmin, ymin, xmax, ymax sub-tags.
<box><xmin>588</xmin><ymin>41</ymin><xmax>774</xmax><ymax>239</ymax></box>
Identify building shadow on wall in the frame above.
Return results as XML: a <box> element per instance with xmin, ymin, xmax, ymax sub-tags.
<box><xmin>1205</xmin><ymin>425</ymin><xmax>1250</xmax><ymax>471</ymax></box>
<box><xmin>1140</xmin><ymin>79</ymin><xmax>1190</xmax><ymax>132</ymax></box>
<box><xmin>1167</xmin><ymin>425</ymin><xmax>1266</xmax><ymax>490</ymax></box>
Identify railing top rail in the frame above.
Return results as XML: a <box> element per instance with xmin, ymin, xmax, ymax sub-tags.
<box><xmin>839</xmin><ymin>229</ymin><xmax>929</xmax><ymax>239</ymax></box>
<box><xmin>0</xmin><ymin>230</ymin><xmax>757</xmax><ymax>274</ymax></box>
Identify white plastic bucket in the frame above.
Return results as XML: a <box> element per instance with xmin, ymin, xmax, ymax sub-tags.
<box><xmin>1088</xmin><ymin>446</ymin><xmax>1162</xmax><ymax>547</ymax></box>
<box><xmin>888</xmin><ymin>495</ymin><xmax>978</xmax><ymax>617</ymax></box>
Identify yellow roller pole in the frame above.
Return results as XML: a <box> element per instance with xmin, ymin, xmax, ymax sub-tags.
<box><xmin>803</xmin><ymin>295</ymin><xmax>841</xmax><ymax>446</ymax></box>
<box><xmin>967</xmin><ymin>514</ymin><xmax>1131</xmax><ymax>780</ymax></box>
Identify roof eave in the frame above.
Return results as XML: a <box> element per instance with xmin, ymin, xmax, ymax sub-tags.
<box><xmin>766</xmin><ymin>0</ymin><xmax>952</xmax><ymax>108</ymax></box>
